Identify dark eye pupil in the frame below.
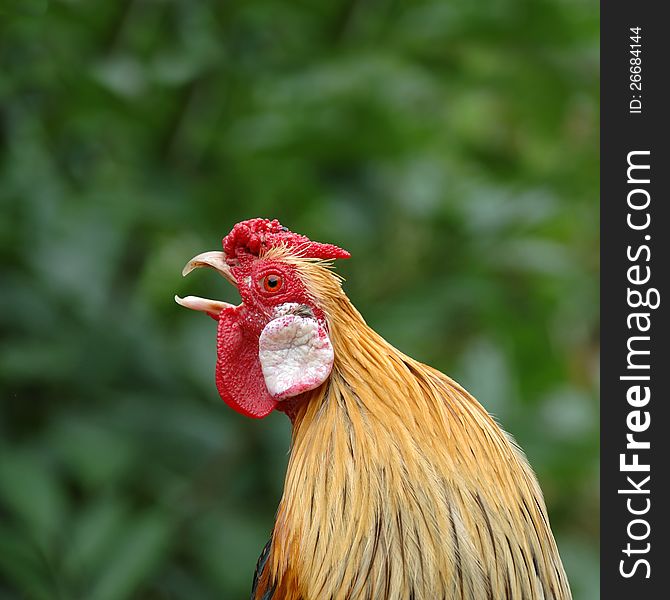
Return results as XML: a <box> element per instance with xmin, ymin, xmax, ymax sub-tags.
<box><xmin>267</xmin><ymin>276</ymin><xmax>278</xmax><ymax>288</ymax></box>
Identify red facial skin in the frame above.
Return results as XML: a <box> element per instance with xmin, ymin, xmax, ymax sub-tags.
<box><xmin>215</xmin><ymin>258</ymin><xmax>327</xmax><ymax>418</ymax></box>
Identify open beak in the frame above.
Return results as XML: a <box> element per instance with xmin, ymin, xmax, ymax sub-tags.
<box><xmin>175</xmin><ymin>251</ymin><xmax>238</xmax><ymax>318</ymax></box>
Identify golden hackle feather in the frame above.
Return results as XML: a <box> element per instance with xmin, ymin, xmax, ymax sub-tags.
<box><xmin>254</xmin><ymin>248</ymin><xmax>571</xmax><ymax>600</ymax></box>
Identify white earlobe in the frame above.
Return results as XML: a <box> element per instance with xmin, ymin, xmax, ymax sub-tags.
<box><xmin>258</xmin><ymin>312</ymin><xmax>334</xmax><ymax>400</ymax></box>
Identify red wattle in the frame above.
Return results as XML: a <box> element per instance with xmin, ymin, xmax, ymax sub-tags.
<box><xmin>215</xmin><ymin>308</ymin><xmax>277</xmax><ymax>418</ymax></box>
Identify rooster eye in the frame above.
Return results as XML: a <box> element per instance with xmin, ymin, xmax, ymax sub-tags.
<box><xmin>262</xmin><ymin>274</ymin><xmax>283</xmax><ymax>293</ymax></box>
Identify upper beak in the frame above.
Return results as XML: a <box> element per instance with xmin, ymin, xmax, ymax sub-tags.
<box><xmin>181</xmin><ymin>251</ymin><xmax>237</xmax><ymax>285</ymax></box>
<box><xmin>176</xmin><ymin>251</ymin><xmax>238</xmax><ymax>317</ymax></box>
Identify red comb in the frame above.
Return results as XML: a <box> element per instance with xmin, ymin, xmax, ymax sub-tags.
<box><xmin>222</xmin><ymin>218</ymin><xmax>350</xmax><ymax>263</ymax></box>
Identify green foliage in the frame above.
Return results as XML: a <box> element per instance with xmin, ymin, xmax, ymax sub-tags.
<box><xmin>1</xmin><ymin>0</ymin><xmax>598</xmax><ymax>598</ymax></box>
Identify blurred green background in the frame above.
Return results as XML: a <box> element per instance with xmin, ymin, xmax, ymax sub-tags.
<box><xmin>0</xmin><ymin>1</ymin><xmax>599</xmax><ymax>599</ymax></box>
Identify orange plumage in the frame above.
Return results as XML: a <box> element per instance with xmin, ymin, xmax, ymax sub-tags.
<box><xmin>179</xmin><ymin>219</ymin><xmax>571</xmax><ymax>600</ymax></box>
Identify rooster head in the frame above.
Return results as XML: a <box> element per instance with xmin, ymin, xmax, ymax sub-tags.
<box><xmin>176</xmin><ymin>218</ymin><xmax>350</xmax><ymax>418</ymax></box>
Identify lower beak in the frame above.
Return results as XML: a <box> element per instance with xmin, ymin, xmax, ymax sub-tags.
<box><xmin>176</xmin><ymin>251</ymin><xmax>238</xmax><ymax>318</ymax></box>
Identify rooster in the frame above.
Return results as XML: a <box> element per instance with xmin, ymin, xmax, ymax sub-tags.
<box><xmin>176</xmin><ymin>218</ymin><xmax>571</xmax><ymax>600</ymax></box>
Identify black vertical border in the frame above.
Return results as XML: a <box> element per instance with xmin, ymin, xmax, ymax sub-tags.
<box><xmin>601</xmin><ymin>2</ymin><xmax>669</xmax><ymax>598</ymax></box>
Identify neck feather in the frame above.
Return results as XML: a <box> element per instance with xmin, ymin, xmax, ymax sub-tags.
<box><xmin>260</xmin><ymin>278</ymin><xmax>568</xmax><ymax>600</ymax></box>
